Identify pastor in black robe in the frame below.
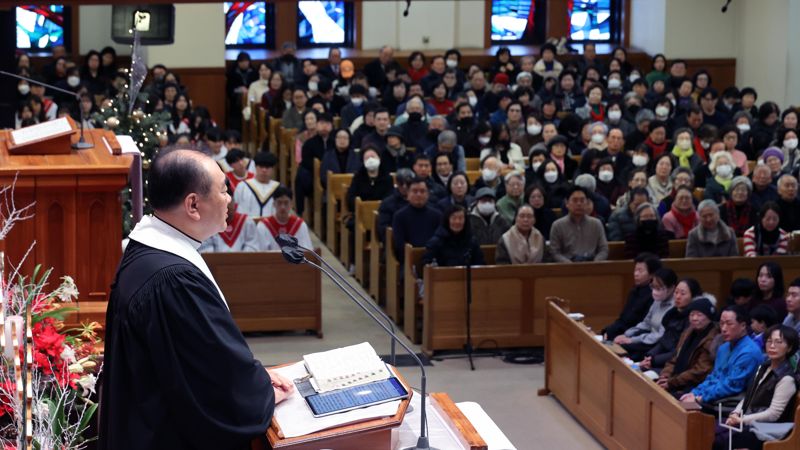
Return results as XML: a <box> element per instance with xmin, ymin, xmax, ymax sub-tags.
<box><xmin>99</xmin><ymin>239</ymin><xmax>275</xmax><ymax>449</ymax></box>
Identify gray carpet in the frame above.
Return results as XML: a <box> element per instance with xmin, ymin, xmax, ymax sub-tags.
<box><xmin>246</xmin><ymin>236</ymin><xmax>603</xmax><ymax>450</ymax></box>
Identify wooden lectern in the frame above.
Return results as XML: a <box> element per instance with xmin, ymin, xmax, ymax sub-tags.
<box><xmin>0</xmin><ymin>124</ymin><xmax>132</xmax><ymax>326</ymax></box>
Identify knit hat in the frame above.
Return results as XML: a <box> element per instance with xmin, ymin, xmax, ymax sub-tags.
<box><xmin>686</xmin><ymin>297</ymin><xmax>716</xmax><ymax>320</ymax></box>
<box><xmin>730</xmin><ymin>176</ymin><xmax>752</xmax><ymax>194</ymax></box>
<box><xmin>762</xmin><ymin>147</ymin><xmax>784</xmax><ymax>164</ymax></box>
<box><xmin>475</xmin><ymin>187</ymin><xmax>496</xmax><ymax>200</ymax></box>
<box><xmin>493</xmin><ymin>73</ymin><xmax>510</xmax><ymax>86</ymax></box>
<box><xmin>386</xmin><ymin>126</ymin><xmax>404</xmax><ymax>140</ymax></box>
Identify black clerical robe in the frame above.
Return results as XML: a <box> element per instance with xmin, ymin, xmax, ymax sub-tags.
<box><xmin>99</xmin><ymin>240</ymin><xmax>275</xmax><ymax>449</ymax></box>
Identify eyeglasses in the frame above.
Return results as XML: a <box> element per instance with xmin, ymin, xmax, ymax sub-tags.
<box><xmin>766</xmin><ymin>339</ymin><xmax>786</xmax><ymax>347</ymax></box>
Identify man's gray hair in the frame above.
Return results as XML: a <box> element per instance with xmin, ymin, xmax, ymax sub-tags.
<box><xmin>697</xmin><ymin>199</ymin><xmax>719</xmax><ymax>214</ymax></box>
<box><xmin>574</xmin><ymin>174</ymin><xmax>596</xmax><ymax>193</ymax></box>
<box><xmin>778</xmin><ymin>173</ymin><xmax>799</xmax><ymax>188</ymax></box>
<box><xmin>438</xmin><ymin>130</ymin><xmax>457</xmax><ymax>146</ymax></box>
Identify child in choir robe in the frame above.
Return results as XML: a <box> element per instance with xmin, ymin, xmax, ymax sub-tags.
<box><xmin>234</xmin><ymin>151</ymin><xmax>280</xmax><ymax>218</ymax></box>
<box><xmin>199</xmin><ymin>185</ymin><xmax>260</xmax><ymax>252</ymax></box>
<box><xmin>224</xmin><ymin>149</ymin><xmax>255</xmax><ymax>191</ymax></box>
<box><xmin>256</xmin><ymin>185</ymin><xmax>313</xmax><ymax>251</ymax></box>
<box><xmin>205</xmin><ymin>127</ymin><xmax>231</xmax><ymax>172</ymax></box>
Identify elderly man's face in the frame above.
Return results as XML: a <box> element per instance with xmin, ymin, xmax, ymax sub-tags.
<box><xmin>699</xmin><ymin>207</ymin><xmax>718</xmax><ymax>230</ymax></box>
<box><xmin>753</xmin><ymin>167</ymin><xmax>772</xmax><ymax>188</ymax></box>
<box><xmin>200</xmin><ymin>158</ymin><xmax>231</xmax><ymax>236</ymax></box>
<box><xmin>506</xmin><ymin>177</ymin><xmax>524</xmax><ymax>197</ymax></box>
<box><xmin>779</xmin><ymin>176</ymin><xmax>799</xmax><ymax>201</ymax></box>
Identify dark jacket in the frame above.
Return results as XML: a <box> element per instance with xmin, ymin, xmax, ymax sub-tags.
<box><xmin>534</xmin><ymin>206</ymin><xmax>558</xmax><ymax>240</ymax></box>
<box><xmin>468</xmin><ymin>209</ymin><xmax>510</xmax><ymax>245</ymax></box>
<box><xmin>321</xmin><ymin>148</ymin><xmax>360</xmax><ymax>189</ymax></box>
<box><xmin>740</xmin><ymin>361</ymin><xmax>798</xmax><ymax>423</ymax></box>
<box><xmin>380</xmin><ymin>146</ymin><xmax>414</xmax><ymax>174</ymax></box>
<box><xmin>603</xmin><ymin>284</ymin><xmax>654</xmax><ymax>340</ymax></box>
<box><xmin>346</xmin><ymin>167</ymin><xmax>394</xmax><ymax>212</ymax></box>
<box><xmin>660</xmin><ymin>323</ymin><xmax>720</xmax><ymax>392</ymax></box>
<box><xmin>471</xmin><ymin>178</ymin><xmax>506</xmax><ymax>199</ymax></box>
<box><xmin>645</xmin><ymin>306</ymin><xmax>690</xmax><ymax>369</ymax></box>
<box><xmin>363</xmin><ymin>58</ymin><xmax>402</xmax><ymax>92</ymax></box>
<box><xmin>422</xmin><ymin>226</ymin><xmax>485</xmax><ymax>267</ymax></box>
<box><xmin>300</xmin><ymin>134</ymin><xmax>335</xmax><ymax>172</ymax></box>
<box><xmin>623</xmin><ymin>227</ymin><xmax>674</xmax><ymax>259</ymax></box>
<box><xmin>377</xmin><ymin>190</ymin><xmax>407</xmax><ymax>243</ymax></box>
<box><xmin>391</xmin><ymin>204</ymin><xmax>442</xmax><ymax>260</ymax></box>
<box><xmin>686</xmin><ymin>221</ymin><xmax>739</xmax><ymax>257</ymax></box>
<box><xmin>777</xmin><ymin>197</ymin><xmax>800</xmax><ymax>232</ymax></box>
<box><xmin>751</xmin><ymin>184</ymin><xmax>779</xmax><ymax>211</ymax></box>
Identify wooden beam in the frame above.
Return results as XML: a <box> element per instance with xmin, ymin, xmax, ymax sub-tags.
<box><xmin>622</xmin><ymin>0</ymin><xmax>631</xmax><ymax>48</ymax></box>
<box><xmin>273</xmin><ymin>1</ymin><xmax>296</xmax><ymax>50</ymax></box>
<box><xmin>546</xmin><ymin>0</ymin><xmax>569</xmax><ymax>40</ymax></box>
<box><xmin>354</xmin><ymin>1</ymin><xmax>362</xmax><ymax>50</ymax></box>
<box><xmin>484</xmin><ymin>0</ymin><xmax>492</xmax><ymax>49</ymax></box>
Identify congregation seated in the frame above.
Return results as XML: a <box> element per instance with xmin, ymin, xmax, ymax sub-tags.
<box><xmin>549</xmin><ymin>186</ymin><xmax>608</xmax><ymax>263</ymax></box>
<box><xmin>495</xmin><ymin>204</ymin><xmax>544</xmax><ymax>265</ymax></box>
<box><xmin>662</xmin><ymin>186</ymin><xmax>698</xmax><ymax>239</ymax></box>
<box><xmin>602</xmin><ymin>253</ymin><xmax>661</xmax><ymax>340</ymax></box>
<box><xmin>614</xmin><ymin>267</ymin><xmax>678</xmax><ymax>360</ymax></box>
<box><xmin>469</xmin><ymin>187</ymin><xmax>511</xmax><ymax>246</ymax></box>
<box><xmin>712</xmin><ymin>325</ymin><xmax>798</xmax><ymax>450</ymax></box>
<box><xmin>679</xmin><ymin>305</ymin><xmax>764</xmax><ymax>407</ymax></box>
<box><xmin>472</xmin><ymin>156</ymin><xmax>506</xmax><ymax>199</ymax></box>
<box><xmin>607</xmin><ymin>187</ymin><xmax>649</xmax><ymax>241</ymax></box>
<box><xmin>256</xmin><ymin>186</ymin><xmax>312</xmax><ymax>251</ymax></box>
<box><xmin>525</xmin><ymin>184</ymin><xmax>557</xmax><ymax>240</ymax></box>
<box><xmin>781</xmin><ymin>278</ymin><xmax>800</xmax><ymax>334</ymax></box>
<box><xmin>223</xmin><ymin>149</ymin><xmax>254</xmax><ymax>192</ymax></box>
<box><xmin>321</xmin><ymin>128</ymin><xmax>360</xmax><ymax>190</ymax></box>
<box><xmin>624</xmin><ymin>203</ymin><xmax>674</xmax><ymax>258</ymax></box>
<box><xmin>656</xmin><ymin>298</ymin><xmax>720</xmax><ymax>397</ymax></box>
<box><xmin>496</xmin><ymin>171</ymin><xmax>525</xmax><ymax>224</ymax></box>
<box><xmin>437</xmin><ymin>171</ymin><xmax>473</xmax><ymax>212</ymax></box>
<box><xmin>702</xmin><ymin>150</ymin><xmax>737</xmax><ymax>203</ymax></box>
<box><xmin>719</xmin><ymin>176</ymin><xmax>756</xmax><ymax>237</ymax></box>
<box><xmin>199</xmin><ymin>185</ymin><xmax>260</xmax><ymax>253</ymax></box>
<box><xmin>376</xmin><ymin>168</ymin><xmax>414</xmax><ymax>242</ymax></box>
<box><xmin>411</xmin><ymin>153</ymin><xmax>447</xmax><ymax>203</ymax></box>
<box><xmin>776</xmin><ymin>174</ymin><xmax>800</xmax><ymax>232</ymax></box>
<box><xmin>296</xmin><ymin>111</ymin><xmax>334</xmax><ymax>216</ymax></box>
<box><xmin>422</xmin><ymin>205</ymin><xmax>484</xmax><ymax>267</ymax></box>
<box><xmin>743</xmin><ymin>202</ymin><xmax>790</xmax><ymax>257</ymax></box>
<box><xmin>345</xmin><ymin>147</ymin><xmax>393</xmax><ymax>212</ymax></box>
<box><xmin>685</xmin><ymin>200</ymin><xmax>739</xmax><ymax>257</ymax></box>
<box><xmin>425</xmin><ymin>129</ymin><xmax>467</xmax><ymax>173</ymax></box>
<box><xmin>391</xmin><ymin>177</ymin><xmax>442</xmax><ymax>262</ymax></box>
<box><xmin>749</xmin><ymin>304</ymin><xmax>780</xmax><ymax>349</ymax></box>
<box><xmin>751</xmin><ymin>164</ymin><xmax>780</xmax><ymax>211</ymax></box>
<box><xmin>655</xmin><ymin>166</ymin><xmax>695</xmax><ymax>216</ymax></box>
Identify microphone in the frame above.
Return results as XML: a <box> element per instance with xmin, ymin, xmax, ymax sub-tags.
<box><xmin>403</xmin><ymin>0</ymin><xmax>411</xmax><ymax>16</ymax></box>
<box><xmin>721</xmin><ymin>0</ymin><xmax>732</xmax><ymax>12</ymax></box>
<box><xmin>275</xmin><ymin>234</ymin><xmax>436</xmax><ymax>450</ymax></box>
<box><xmin>0</xmin><ymin>70</ymin><xmax>93</xmax><ymax>150</ymax></box>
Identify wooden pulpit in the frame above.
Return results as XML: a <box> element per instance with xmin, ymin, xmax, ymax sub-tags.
<box><xmin>0</xmin><ymin>125</ymin><xmax>132</xmax><ymax>326</ymax></box>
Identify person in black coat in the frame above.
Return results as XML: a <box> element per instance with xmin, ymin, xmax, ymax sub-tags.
<box><xmin>602</xmin><ymin>253</ymin><xmax>663</xmax><ymax>340</ymax></box>
<box><xmin>640</xmin><ymin>279</ymin><xmax>703</xmax><ymax>371</ymax></box>
<box><xmin>346</xmin><ymin>149</ymin><xmax>394</xmax><ymax>212</ymax></box>
<box><xmin>392</xmin><ymin>179</ymin><xmax>443</xmax><ymax>262</ymax></box>
<box><xmin>363</xmin><ymin>46</ymin><xmax>402</xmax><ymax>93</ymax></box>
<box><xmin>296</xmin><ymin>112</ymin><xmax>334</xmax><ymax>217</ymax></box>
<box><xmin>422</xmin><ymin>205</ymin><xmax>485</xmax><ymax>267</ymax></box>
<box><xmin>525</xmin><ymin>184</ymin><xmax>557</xmax><ymax>240</ymax></box>
<box><xmin>377</xmin><ymin>169</ymin><xmax>415</xmax><ymax>243</ymax></box>
<box><xmin>226</xmin><ymin>51</ymin><xmax>258</xmax><ymax>131</ymax></box>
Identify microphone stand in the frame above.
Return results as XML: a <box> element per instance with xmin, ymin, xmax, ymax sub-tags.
<box><xmin>0</xmin><ymin>70</ymin><xmax>92</xmax><ymax>149</ymax></box>
<box><xmin>279</xmin><ymin>240</ymin><xmax>436</xmax><ymax>450</ymax></box>
<box><xmin>464</xmin><ymin>249</ymin><xmax>475</xmax><ymax>371</ymax></box>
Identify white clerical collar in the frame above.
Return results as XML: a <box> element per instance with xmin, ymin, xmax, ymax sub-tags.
<box><xmin>128</xmin><ymin>215</ymin><xmax>229</xmax><ymax>309</ymax></box>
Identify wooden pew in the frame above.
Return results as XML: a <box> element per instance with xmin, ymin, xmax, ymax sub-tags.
<box><xmin>765</xmin><ymin>401</ymin><xmax>800</xmax><ymax>448</ymax></box>
<box><xmin>369</xmin><ymin>210</ymin><xmax>384</xmax><ymax>302</ymax></box>
<box><xmin>280</xmin><ymin>127</ymin><xmax>297</xmax><ymax>188</ymax></box>
<box><xmin>324</xmin><ymin>172</ymin><xmax>353</xmax><ymax>256</ymax></box>
<box><xmin>241</xmin><ymin>93</ymin><xmax>251</xmax><ymax>154</ymax></box>
<box><xmin>466</xmin><ymin>170</ymin><xmax>481</xmax><ymax>185</ymax></box>
<box><xmin>312</xmin><ymin>158</ymin><xmax>324</xmax><ymax>237</ymax></box>
<box><xmin>256</xmin><ymin>107</ymin><xmax>269</xmax><ymax>154</ymax></box>
<box><xmin>465</xmin><ymin>157</ymin><xmax>480</xmax><ymax>171</ymax></box>
<box><xmin>385</xmin><ymin>227</ymin><xmax>402</xmax><ymax>322</ymax></box>
<box><xmin>404</xmin><ymin>244</ymin><xmax>496</xmax><ymax>344</ymax></box>
<box><xmin>607</xmin><ymin>241</ymin><xmax>625</xmax><ymax>260</ymax></box>
<box><xmin>203</xmin><ymin>252</ymin><xmax>322</xmax><ymax>335</ymax></box>
<box><xmin>420</xmin><ymin>256</ymin><xmax>800</xmax><ymax>354</ymax></box>
<box><xmin>354</xmin><ymin>198</ymin><xmax>382</xmax><ymax>287</ymax></box>
<box><xmin>542</xmin><ymin>300</ymin><xmax>715</xmax><ymax>450</ymax></box>
<box><xmin>268</xmin><ymin>117</ymin><xmax>282</xmax><ymax>153</ymax></box>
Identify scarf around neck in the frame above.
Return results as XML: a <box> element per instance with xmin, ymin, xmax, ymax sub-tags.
<box><xmin>670</xmin><ymin>206</ymin><xmax>697</xmax><ymax>236</ymax></box>
<box><xmin>502</xmin><ymin>225</ymin><xmax>543</xmax><ymax>264</ymax></box>
<box><xmin>672</xmin><ymin>145</ymin><xmax>694</xmax><ymax>168</ymax></box>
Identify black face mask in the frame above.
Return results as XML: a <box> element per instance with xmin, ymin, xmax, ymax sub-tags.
<box><xmin>427</xmin><ymin>129</ymin><xmax>441</xmax><ymax>140</ymax></box>
<box><xmin>639</xmin><ymin>219</ymin><xmax>658</xmax><ymax>235</ymax></box>
<box><xmin>408</xmin><ymin>112</ymin><xmax>422</xmax><ymax>122</ymax></box>
<box><xmin>458</xmin><ymin>117</ymin><xmax>473</xmax><ymax>127</ymax></box>
<box><xmin>627</xmin><ymin>105</ymin><xmax>641</xmax><ymax>116</ymax></box>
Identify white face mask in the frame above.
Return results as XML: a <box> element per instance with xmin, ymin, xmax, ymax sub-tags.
<box><xmin>284</xmin><ymin>100</ymin><xmax>292</xmax><ymax>109</ymax></box>
<box><xmin>655</xmin><ymin>106</ymin><xmax>670</xmax><ymax>117</ymax></box>
<box><xmin>591</xmin><ymin>133</ymin><xmax>605</xmax><ymax>144</ymax></box>
<box><xmin>468</xmin><ymin>95</ymin><xmax>478</xmax><ymax>107</ymax></box>
<box><xmin>476</xmin><ymin>201</ymin><xmax>495</xmax><ymax>216</ymax></box>
<box><xmin>632</xmin><ymin>154</ymin><xmax>648</xmax><ymax>167</ymax></box>
<box><xmin>785</xmin><ymin>138</ymin><xmax>799</xmax><ymax>150</ymax></box>
<box><xmin>737</xmin><ymin>123</ymin><xmax>751</xmax><ymax>133</ymax></box>
<box><xmin>446</xmin><ymin>59</ymin><xmax>458</xmax><ymax>69</ymax></box>
<box><xmin>677</xmin><ymin>139</ymin><xmax>692</xmax><ymax>150</ymax></box>
<box><xmin>351</xmin><ymin>97</ymin><xmax>364</xmax><ymax>107</ymax></box>
<box><xmin>544</xmin><ymin>171</ymin><xmax>558</xmax><ymax>183</ymax></box>
<box><xmin>715</xmin><ymin>164</ymin><xmax>732</xmax><ymax>178</ymax></box>
<box><xmin>308</xmin><ymin>81</ymin><xmax>318</xmax><ymax>92</ymax></box>
<box><xmin>700</xmin><ymin>141</ymin><xmax>711</xmax><ymax>150</ymax></box>
<box><xmin>18</xmin><ymin>83</ymin><xmax>30</xmax><ymax>95</ymax></box>
<box><xmin>67</xmin><ymin>76</ymin><xmax>81</xmax><ymax>88</ymax></box>
<box><xmin>478</xmin><ymin>136</ymin><xmax>491</xmax><ymax>145</ymax></box>
<box><xmin>527</xmin><ymin>124</ymin><xmax>542</xmax><ymax>136</ymax></box>
<box><xmin>629</xmin><ymin>74</ymin><xmax>641</xmax><ymax>82</ymax></box>
<box><xmin>608</xmin><ymin>78</ymin><xmax>622</xmax><ymax>89</ymax></box>
<box><xmin>368</xmin><ymin>86</ymin><xmax>378</xmax><ymax>98</ymax></box>
<box><xmin>608</xmin><ymin>110</ymin><xmax>622</xmax><ymax>121</ymax></box>
<box><xmin>598</xmin><ymin>170</ymin><xmax>614</xmax><ymax>182</ymax></box>
<box><xmin>481</xmin><ymin>168</ymin><xmax>497</xmax><ymax>182</ymax></box>
<box><xmin>531</xmin><ymin>161</ymin><xmax>542</xmax><ymax>172</ymax></box>
<box><xmin>364</xmin><ymin>157</ymin><xmax>381</xmax><ymax>171</ymax></box>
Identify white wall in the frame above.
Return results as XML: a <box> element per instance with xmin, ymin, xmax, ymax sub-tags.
<box><xmin>629</xmin><ymin>0</ymin><xmax>666</xmax><ymax>56</ymax></box>
<box><xmin>663</xmin><ymin>0</ymin><xmax>738</xmax><ymax>58</ymax></box>
<box><xmin>361</xmin><ymin>0</ymin><xmax>485</xmax><ymax>50</ymax></box>
<box><xmin>145</xmin><ymin>3</ymin><xmax>225</xmax><ymax>68</ymax></box>
<box><xmin>78</xmin><ymin>5</ymin><xmax>131</xmax><ymax>56</ymax></box>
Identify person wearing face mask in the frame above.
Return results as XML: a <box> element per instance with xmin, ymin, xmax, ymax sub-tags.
<box><xmin>471</xmin><ymin>155</ymin><xmax>506</xmax><ymax>199</ymax></box>
<box><xmin>586</xmin><ymin>121</ymin><xmax>609</xmax><ymax>152</ymax></box>
<box><xmin>777</xmin><ymin>127</ymin><xmax>800</xmax><ymax>173</ymax></box>
<box><xmin>605</xmin><ymin>102</ymin><xmax>634</xmax><ymax>136</ymax></box>
<box><xmin>607</xmin><ymin>187</ymin><xmax>650</xmax><ymax>241</ymax></box>
<box><xmin>525</xmin><ymin>149</ymin><xmax>548</xmax><ymax>187</ymax></box>
<box><xmin>624</xmin><ymin>203</ymin><xmax>674</xmax><ymax>258</ymax></box>
<box><xmin>594</xmin><ymin>159</ymin><xmax>625</xmax><ymax>205</ymax></box>
<box><xmin>614</xmin><ymin>268</ymin><xmax>678</xmax><ymax>360</ymax></box>
<box><xmin>537</xmin><ymin>159</ymin><xmax>569</xmax><ymax>208</ymax></box>
<box><xmin>702</xmin><ymin>151</ymin><xmax>736</xmax><ymax>203</ymax></box>
<box><xmin>670</xmin><ymin>128</ymin><xmax>703</xmax><ymax>171</ymax></box>
<box><xmin>340</xmin><ymin>84</ymin><xmax>369</xmax><ymax>129</ymax></box>
<box><xmin>513</xmin><ymin>114</ymin><xmax>544</xmax><ymax>152</ymax></box>
<box><xmin>468</xmin><ymin>188</ymin><xmax>511</xmax><ymax>245</ymax></box>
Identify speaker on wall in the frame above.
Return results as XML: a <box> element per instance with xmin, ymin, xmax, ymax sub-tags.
<box><xmin>111</xmin><ymin>5</ymin><xmax>175</xmax><ymax>45</ymax></box>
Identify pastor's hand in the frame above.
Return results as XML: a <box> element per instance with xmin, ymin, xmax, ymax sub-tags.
<box><xmin>267</xmin><ymin>369</ymin><xmax>295</xmax><ymax>404</ymax></box>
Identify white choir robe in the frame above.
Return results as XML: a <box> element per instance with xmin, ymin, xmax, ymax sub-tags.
<box><xmin>212</xmin><ymin>146</ymin><xmax>232</xmax><ymax>172</ymax></box>
<box><xmin>198</xmin><ymin>212</ymin><xmax>260</xmax><ymax>252</ymax></box>
<box><xmin>234</xmin><ymin>178</ymin><xmax>279</xmax><ymax>218</ymax></box>
<box><xmin>256</xmin><ymin>216</ymin><xmax>312</xmax><ymax>251</ymax></box>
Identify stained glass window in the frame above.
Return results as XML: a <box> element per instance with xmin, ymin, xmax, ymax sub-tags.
<box><xmin>16</xmin><ymin>5</ymin><xmax>64</xmax><ymax>50</ymax></box>
<box><xmin>297</xmin><ymin>1</ymin><xmax>352</xmax><ymax>48</ymax></box>
<box><xmin>491</xmin><ymin>0</ymin><xmax>534</xmax><ymax>42</ymax></box>
<box><xmin>569</xmin><ymin>0</ymin><xmax>616</xmax><ymax>41</ymax></box>
<box><xmin>224</xmin><ymin>2</ymin><xmax>273</xmax><ymax>48</ymax></box>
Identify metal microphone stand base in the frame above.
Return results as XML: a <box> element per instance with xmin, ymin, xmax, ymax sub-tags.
<box><xmin>403</xmin><ymin>436</ymin><xmax>439</xmax><ymax>450</ymax></box>
<box><xmin>72</xmin><ymin>140</ymin><xmax>93</xmax><ymax>150</ymax></box>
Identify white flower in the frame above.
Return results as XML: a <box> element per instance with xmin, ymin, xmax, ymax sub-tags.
<box><xmin>34</xmin><ymin>400</ymin><xmax>50</xmax><ymax>418</ymax></box>
<box><xmin>54</xmin><ymin>276</ymin><xmax>79</xmax><ymax>302</ymax></box>
<box><xmin>60</xmin><ymin>345</ymin><xmax>76</xmax><ymax>364</ymax></box>
<box><xmin>77</xmin><ymin>374</ymin><xmax>97</xmax><ymax>397</ymax></box>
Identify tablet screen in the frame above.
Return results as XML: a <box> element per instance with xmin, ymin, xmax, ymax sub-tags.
<box><xmin>305</xmin><ymin>377</ymin><xmax>409</xmax><ymax>417</ymax></box>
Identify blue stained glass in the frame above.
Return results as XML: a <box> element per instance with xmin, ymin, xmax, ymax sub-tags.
<box><xmin>491</xmin><ymin>0</ymin><xmax>532</xmax><ymax>41</ymax></box>
<box><xmin>298</xmin><ymin>1</ymin><xmax>346</xmax><ymax>46</ymax></box>
<box><xmin>16</xmin><ymin>5</ymin><xmax>64</xmax><ymax>50</ymax></box>
<box><xmin>569</xmin><ymin>0</ymin><xmax>612</xmax><ymax>41</ymax></box>
<box><xmin>224</xmin><ymin>2</ymin><xmax>267</xmax><ymax>46</ymax></box>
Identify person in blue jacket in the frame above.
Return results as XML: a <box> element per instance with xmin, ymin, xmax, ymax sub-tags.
<box><xmin>680</xmin><ymin>305</ymin><xmax>764</xmax><ymax>405</ymax></box>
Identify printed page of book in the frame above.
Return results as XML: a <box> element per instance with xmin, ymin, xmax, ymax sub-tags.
<box><xmin>11</xmin><ymin>117</ymin><xmax>73</xmax><ymax>146</ymax></box>
<box><xmin>303</xmin><ymin>342</ymin><xmax>390</xmax><ymax>393</ymax></box>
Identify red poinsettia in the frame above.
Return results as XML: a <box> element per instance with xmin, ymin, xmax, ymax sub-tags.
<box><xmin>0</xmin><ymin>380</ymin><xmax>16</xmax><ymax>417</ymax></box>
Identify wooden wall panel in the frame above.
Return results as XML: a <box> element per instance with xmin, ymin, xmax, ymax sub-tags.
<box><xmin>170</xmin><ymin>67</ymin><xmax>227</xmax><ymax>129</ymax></box>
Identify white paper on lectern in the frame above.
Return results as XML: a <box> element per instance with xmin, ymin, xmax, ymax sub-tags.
<box><xmin>394</xmin><ymin>392</ymin><xmax>468</xmax><ymax>450</ymax></box>
<box><xmin>113</xmin><ymin>135</ymin><xmax>142</xmax><ymax>155</ymax></box>
<box><xmin>10</xmin><ymin>117</ymin><xmax>72</xmax><ymax>145</ymax></box>
<box><xmin>270</xmin><ymin>361</ymin><xmax>401</xmax><ymax>438</ymax></box>
<box><xmin>455</xmin><ymin>402</ymin><xmax>517</xmax><ymax>450</ymax></box>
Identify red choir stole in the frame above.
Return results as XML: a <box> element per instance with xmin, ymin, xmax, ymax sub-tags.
<box><xmin>225</xmin><ymin>171</ymin><xmax>254</xmax><ymax>191</ymax></box>
<box><xmin>219</xmin><ymin>212</ymin><xmax>248</xmax><ymax>248</ymax></box>
<box><xmin>261</xmin><ymin>215</ymin><xmax>303</xmax><ymax>239</ymax></box>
